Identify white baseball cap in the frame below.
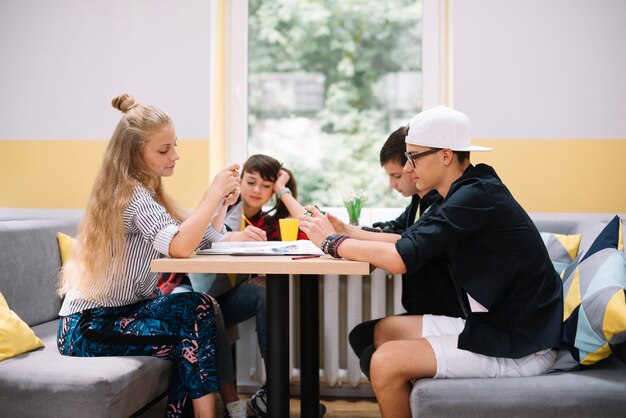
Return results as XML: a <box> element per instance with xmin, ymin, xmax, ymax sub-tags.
<box><xmin>405</xmin><ymin>105</ymin><xmax>492</xmax><ymax>152</ymax></box>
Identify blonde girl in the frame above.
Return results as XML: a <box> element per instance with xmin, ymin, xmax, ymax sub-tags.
<box><xmin>57</xmin><ymin>94</ymin><xmax>240</xmax><ymax>418</ymax></box>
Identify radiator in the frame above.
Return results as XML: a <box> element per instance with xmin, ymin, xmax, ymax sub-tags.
<box><xmin>235</xmin><ymin>269</ymin><xmax>405</xmax><ymax>397</ymax></box>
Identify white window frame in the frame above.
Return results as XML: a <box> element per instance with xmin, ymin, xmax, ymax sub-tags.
<box><xmin>222</xmin><ymin>0</ymin><xmax>249</xmax><ymax>165</ymax></box>
<box><xmin>224</xmin><ymin>0</ymin><xmax>447</xmax><ymax>166</ymax></box>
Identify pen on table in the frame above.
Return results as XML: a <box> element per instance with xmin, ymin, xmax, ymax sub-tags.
<box><xmin>292</xmin><ymin>254</ymin><xmax>322</xmax><ymax>260</ymax></box>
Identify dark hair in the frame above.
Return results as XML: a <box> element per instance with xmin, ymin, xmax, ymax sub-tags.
<box><xmin>242</xmin><ymin>154</ymin><xmax>298</xmax><ymax>223</ymax></box>
<box><xmin>453</xmin><ymin>151</ymin><xmax>470</xmax><ymax>163</ymax></box>
<box><xmin>379</xmin><ymin>126</ymin><xmax>408</xmax><ymax>166</ymax></box>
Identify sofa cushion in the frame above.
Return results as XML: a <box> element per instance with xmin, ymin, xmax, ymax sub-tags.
<box><xmin>410</xmin><ymin>355</ymin><xmax>626</xmax><ymax>418</ymax></box>
<box><xmin>540</xmin><ymin>232</ymin><xmax>581</xmax><ymax>274</ymax></box>
<box><xmin>0</xmin><ymin>219</ymin><xmax>79</xmax><ymax>327</ymax></box>
<box><xmin>561</xmin><ymin>215</ymin><xmax>626</xmax><ymax>366</ymax></box>
<box><xmin>0</xmin><ymin>291</ymin><xmax>44</xmax><ymax>361</ymax></box>
<box><xmin>0</xmin><ymin>320</ymin><xmax>173</xmax><ymax>418</ymax></box>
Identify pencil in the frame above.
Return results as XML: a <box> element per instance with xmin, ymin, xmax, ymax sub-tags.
<box><xmin>242</xmin><ymin>214</ymin><xmax>252</xmax><ymax>226</ymax></box>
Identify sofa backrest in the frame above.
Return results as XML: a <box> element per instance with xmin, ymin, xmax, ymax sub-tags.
<box><xmin>1</xmin><ymin>213</ymin><xmax>622</xmax><ymax>327</ymax></box>
<box><xmin>0</xmin><ymin>219</ymin><xmax>79</xmax><ymax>327</ymax></box>
<box><xmin>530</xmin><ymin>213</ymin><xmax>626</xmax><ymax>256</ymax></box>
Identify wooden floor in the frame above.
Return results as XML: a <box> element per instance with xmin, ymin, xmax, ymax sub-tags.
<box><xmin>138</xmin><ymin>395</ymin><xmax>381</xmax><ymax>417</ymax></box>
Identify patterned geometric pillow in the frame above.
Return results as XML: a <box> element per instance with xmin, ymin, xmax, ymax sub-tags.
<box><xmin>540</xmin><ymin>232</ymin><xmax>582</xmax><ymax>275</ymax></box>
<box><xmin>561</xmin><ymin>215</ymin><xmax>626</xmax><ymax>366</ymax></box>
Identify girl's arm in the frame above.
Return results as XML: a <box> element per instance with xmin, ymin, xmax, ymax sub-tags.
<box><xmin>210</xmin><ymin>189</ymin><xmax>240</xmax><ymax>233</ymax></box>
<box><xmin>209</xmin><ymin>202</ymin><xmax>228</xmax><ymax>233</ymax></box>
<box><xmin>274</xmin><ymin>169</ymin><xmax>306</xmax><ymax>218</ymax></box>
<box><xmin>169</xmin><ymin>164</ymin><xmax>241</xmax><ymax>257</ymax></box>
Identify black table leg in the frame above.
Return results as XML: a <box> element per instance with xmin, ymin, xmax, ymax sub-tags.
<box><xmin>300</xmin><ymin>274</ymin><xmax>321</xmax><ymax>418</ymax></box>
<box><xmin>267</xmin><ymin>274</ymin><xmax>290</xmax><ymax>418</ymax></box>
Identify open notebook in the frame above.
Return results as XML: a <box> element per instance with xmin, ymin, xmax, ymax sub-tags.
<box><xmin>196</xmin><ymin>240</ymin><xmax>324</xmax><ymax>256</ymax></box>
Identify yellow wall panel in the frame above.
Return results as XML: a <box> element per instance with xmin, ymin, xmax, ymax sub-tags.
<box><xmin>470</xmin><ymin>139</ymin><xmax>626</xmax><ymax>213</ymax></box>
<box><xmin>1</xmin><ymin>140</ymin><xmax>210</xmax><ymax>210</ymax></box>
<box><xmin>2</xmin><ymin>139</ymin><xmax>625</xmax><ymax>213</ymax></box>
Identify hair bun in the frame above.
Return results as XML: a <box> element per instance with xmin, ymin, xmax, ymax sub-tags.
<box><xmin>111</xmin><ymin>94</ymin><xmax>140</xmax><ymax>113</ymax></box>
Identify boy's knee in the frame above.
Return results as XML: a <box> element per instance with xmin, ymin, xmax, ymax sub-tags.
<box><xmin>370</xmin><ymin>343</ymin><xmax>396</xmax><ymax>381</ymax></box>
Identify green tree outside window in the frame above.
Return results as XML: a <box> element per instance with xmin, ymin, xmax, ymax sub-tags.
<box><xmin>249</xmin><ymin>0</ymin><xmax>422</xmax><ymax>207</ymax></box>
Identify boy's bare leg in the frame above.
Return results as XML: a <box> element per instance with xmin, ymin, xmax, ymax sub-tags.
<box><xmin>370</xmin><ymin>339</ymin><xmax>437</xmax><ymax>418</ymax></box>
<box><xmin>374</xmin><ymin>314</ymin><xmax>424</xmax><ymax>347</ymax></box>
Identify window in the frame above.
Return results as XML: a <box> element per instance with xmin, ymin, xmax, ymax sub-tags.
<box><xmin>242</xmin><ymin>0</ymin><xmax>424</xmax><ymax>207</ymax></box>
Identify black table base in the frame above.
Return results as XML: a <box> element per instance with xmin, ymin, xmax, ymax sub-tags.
<box><xmin>266</xmin><ymin>274</ymin><xmax>323</xmax><ymax>418</ymax></box>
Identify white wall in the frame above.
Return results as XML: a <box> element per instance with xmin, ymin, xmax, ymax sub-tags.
<box><xmin>451</xmin><ymin>0</ymin><xmax>626</xmax><ymax>140</ymax></box>
<box><xmin>0</xmin><ymin>0</ymin><xmax>212</xmax><ymax>140</ymax></box>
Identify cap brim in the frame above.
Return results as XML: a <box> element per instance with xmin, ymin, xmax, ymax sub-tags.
<box><xmin>452</xmin><ymin>144</ymin><xmax>492</xmax><ymax>152</ymax></box>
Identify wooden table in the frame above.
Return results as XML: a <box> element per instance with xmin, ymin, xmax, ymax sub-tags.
<box><xmin>152</xmin><ymin>254</ymin><xmax>372</xmax><ymax>418</ymax></box>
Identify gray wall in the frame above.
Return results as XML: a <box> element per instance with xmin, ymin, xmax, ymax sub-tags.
<box><xmin>0</xmin><ymin>0</ymin><xmax>212</xmax><ymax>140</ymax></box>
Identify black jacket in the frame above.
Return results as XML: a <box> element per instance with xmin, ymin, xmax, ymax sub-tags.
<box><xmin>396</xmin><ymin>164</ymin><xmax>563</xmax><ymax>358</ymax></box>
<box><xmin>373</xmin><ymin>190</ymin><xmax>439</xmax><ymax>234</ymax></box>
<box><xmin>373</xmin><ymin>190</ymin><xmax>464</xmax><ymax>317</ymax></box>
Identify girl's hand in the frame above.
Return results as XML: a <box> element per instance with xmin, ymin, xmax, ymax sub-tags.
<box><xmin>223</xmin><ymin>188</ymin><xmax>240</xmax><ymax>206</ymax></box>
<box><xmin>210</xmin><ymin>164</ymin><xmax>241</xmax><ymax>197</ymax></box>
<box><xmin>227</xmin><ymin>226</ymin><xmax>267</xmax><ymax>242</ymax></box>
<box><xmin>241</xmin><ymin>225</ymin><xmax>267</xmax><ymax>241</ymax></box>
<box><xmin>273</xmin><ymin>169</ymin><xmax>290</xmax><ymax>194</ymax></box>
<box><xmin>298</xmin><ymin>205</ymin><xmax>336</xmax><ymax>247</ymax></box>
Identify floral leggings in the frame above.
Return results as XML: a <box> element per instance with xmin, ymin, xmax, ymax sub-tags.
<box><xmin>57</xmin><ymin>292</ymin><xmax>218</xmax><ymax>417</ymax></box>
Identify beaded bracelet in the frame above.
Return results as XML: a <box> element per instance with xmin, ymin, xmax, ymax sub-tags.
<box><xmin>321</xmin><ymin>234</ymin><xmax>340</xmax><ymax>255</ymax></box>
<box><xmin>321</xmin><ymin>234</ymin><xmax>351</xmax><ymax>258</ymax></box>
<box><xmin>330</xmin><ymin>235</ymin><xmax>351</xmax><ymax>258</ymax></box>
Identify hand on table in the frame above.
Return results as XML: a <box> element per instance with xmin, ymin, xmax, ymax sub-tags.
<box><xmin>325</xmin><ymin>211</ymin><xmax>348</xmax><ymax>235</ymax></box>
<box><xmin>298</xmin><ymin>205</ymin><xmax>336</xmax><ymax>247</ymax></box>
<box><xmin>241</xmin><ymin>225</ymin><xmax>267</xmax><ymax>241</ymax></box>
<box><xmin>227</xmin><ymin>225</ymin><xmax>267</xmax><ymax>242</ymax></box>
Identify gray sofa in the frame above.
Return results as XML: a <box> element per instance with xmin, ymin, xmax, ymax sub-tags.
<box><xmin>0</xmin><ymin>219</ymin><xmax>173</xmax><ymax>418</ymax></box>
<box><xmin>410</xmin><ymin>213</ymin><xmax>626</xmax><ymax>418</ymax></box>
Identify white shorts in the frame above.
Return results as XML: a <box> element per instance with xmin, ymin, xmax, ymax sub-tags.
<box><xmin>422</xmin><ymin>314</ymin><xmax>556</xmax><ymax>379</ymax></box>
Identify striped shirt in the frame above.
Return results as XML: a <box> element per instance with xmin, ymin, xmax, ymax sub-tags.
<box><xmin>59</xmin><ymin>186</ymin><xmax>225</xmax><ymax>316</ymax></box>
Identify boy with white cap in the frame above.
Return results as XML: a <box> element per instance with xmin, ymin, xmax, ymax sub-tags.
<box><xmin>346</xmin><ymin>125</ymin><xmax>463</xmax><ymax>379</ymax></box>
<box><xmin>299</xmin><ymin>106</ymin><xmax>563</xmax><ymax>418</ymax></box>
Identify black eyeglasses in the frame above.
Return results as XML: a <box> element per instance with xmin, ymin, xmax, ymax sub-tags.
<box><xmin>404</xmin><ymin>148</ymin><xmax>441</xmax><ymax>168</ymax></box>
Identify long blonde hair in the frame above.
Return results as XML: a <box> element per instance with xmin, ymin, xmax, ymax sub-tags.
<box><xmin>58</xmin><ymin>94</ymin><xmax>187</xmax><ymax>299</ymax></box>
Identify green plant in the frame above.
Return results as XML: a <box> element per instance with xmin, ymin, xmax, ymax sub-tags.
<box><xmin>343</xmin><ymin>191</ymin><xmax>367</xmax><ymax>225</ymax></box>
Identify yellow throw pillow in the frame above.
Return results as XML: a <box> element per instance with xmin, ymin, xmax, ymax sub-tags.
<box><xmin>57</xmin><ymin>232</ymin><xmax>75</xmax><ymax>264</ymax></box>
<box><xmin>0</xmin><ymin>291</ymin><xmax>44</xmax><ymax>361</ymax></box>
<box><xmin>539</xmin><ymin>232</ymin><xmax>582</xmax><ymax>275</ymax></box>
